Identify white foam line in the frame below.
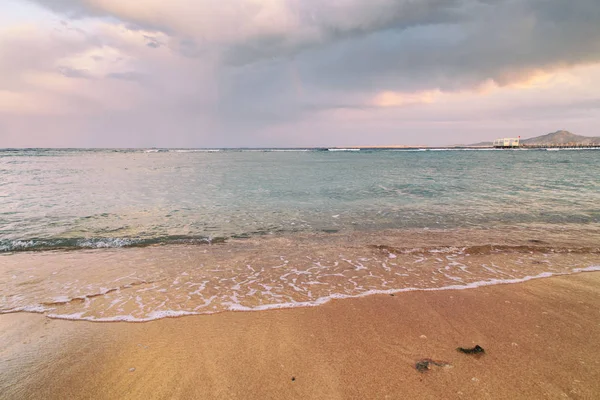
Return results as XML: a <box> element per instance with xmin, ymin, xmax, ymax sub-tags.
<box><xmin>8</xmin><ymin>266</ymin><xmax>600</xmax><ymax>323</ymax></box>
<box><xmin>118</xmin><ymin>265</ymin><xmax>600</xmax><ymax>319</ymax></box>
<box><xmin>1</xmin><ymin>305</ymin><xmax>53</xmax><ymax>314</ymax></box>
<box><xmin>46</xmin><ymin>310</ymin><xmax>200</xmax><ymax>322</ymax></box>
<box><xmin>327</xmin><ymin>148</ymin><xmax>360</xmax><ymax>152</ymax></box>
<box><xmin>230</xmin><ymin>265</ymin><xmax>600</xmax><ymax>311</ymax></box>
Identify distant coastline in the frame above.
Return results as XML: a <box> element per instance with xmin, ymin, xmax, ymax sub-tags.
<box><xmin>321</xmin><ymin>130</ymin><xmax>600</xmax><ymax>150</ymax></box>
<box><xmin>2</xmin><ymin>130</ymin><xmax>599</xmax><ymax>151</ymax></box>
<box><xmin>466</xmin><ymin>130</ymin><xmax>600</xmax><ymax>148</ymax></box>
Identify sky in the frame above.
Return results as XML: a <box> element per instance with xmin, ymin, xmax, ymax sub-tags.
<box><xmin>0</xmin><ymin>0</ymin><xmax>599</xmax><ymax>148</ymax></box>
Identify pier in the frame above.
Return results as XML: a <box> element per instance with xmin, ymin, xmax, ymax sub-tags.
<box><xmin>493</xmin><ymin>135</ymin><xmax>600</xmax><ymax>149</ymax></box>
<box><xmin>520</xmin><ymin>143</ymin><xmax>600</xmax><ymax>149</ymax></box>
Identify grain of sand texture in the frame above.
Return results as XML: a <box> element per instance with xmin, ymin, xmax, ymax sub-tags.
<box><xmin>1</xmin><ymin>272</ymin><xmax>599</xmax><ymax>399</ymax></box>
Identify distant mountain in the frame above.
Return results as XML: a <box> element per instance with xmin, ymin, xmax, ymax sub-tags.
<box><xmin>520</xmin><ymin>130</ymin><xmax>600</xmax><ymax>145</ymax></box>
<box><xmin>468</xmin><ymin>141</ymin><xmax>493</xmax><ymax>147</ymax></box>
<box><xmin>468</xmin><ymin>130</ymin><xmax>600</xmax><ymax>146</ymax></box>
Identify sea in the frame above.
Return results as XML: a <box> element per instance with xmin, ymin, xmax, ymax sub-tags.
<box><xmin>1</xmin><ymin>148</ymin><xmax>600</xmax><ymax>321</ymax></box>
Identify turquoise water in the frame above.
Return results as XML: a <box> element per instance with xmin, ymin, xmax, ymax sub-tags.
<box><xmin>1</xmin><ymin>148</ymin><xmax>599</xmax><ymax>251</ymax></box>
<box><xmin>2</xmin><ymin>148</ymin><xmax>600</xmax><ymax>321</ymax></box>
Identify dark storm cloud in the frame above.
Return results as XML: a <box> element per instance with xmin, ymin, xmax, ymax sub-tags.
<box><xmin>220</xmin><ymin>0</ymin><xmax>475</xmax><ymax>66</ymax></box>
<box><xmin>285</xmin><ymin>0</ymin><xmax>600</xmax><ymax>94</ymax></box>
<box><xmin>26</xmin><ymin>0</ymin><xmax>600</xmax><ymax>93</ymax></box>
<box><xmin>215</xmin><ymin>0</ymin><xmax>600</xmax><ymax>121</ymax></box>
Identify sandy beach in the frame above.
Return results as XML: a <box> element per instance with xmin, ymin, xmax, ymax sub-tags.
<box><xmin>1</xmin><ymin>271</ymin><xmax>599</xmax><ymax>399</ymax></box>
<box><xmin>4</xmin><ymin>1</ymin><xmax>600</xmax><ymax>399</ymax></box>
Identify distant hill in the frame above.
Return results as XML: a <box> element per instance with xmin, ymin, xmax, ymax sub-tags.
<box><xmin>468</xmin><ymin>141</ymin><xmax>493</xmax><ymax>147</ymax></box>
<box><xmin>521</xmin><ymin>130</ymin><xmax>600</xmax><ymax>145</ymax></box>
<box><xmin>468</xmin><ymin>130</ymin><xmax>600</xmax><ymax>147</ymax></box>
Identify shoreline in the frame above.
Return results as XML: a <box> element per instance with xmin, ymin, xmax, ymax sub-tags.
<box><xmin>2</xmin><ymin>271</ymin><xmax>599</xmax><ymax>399</ymax></box>
<box><xmin>3</xmin><ymin>225</ymin><xmax>600</xmax><ymax>322</ymax></box>
<box><xmin>21</xmin><ymin>265</ymin><xmax>600</xmax><ymax>323</ymax></box>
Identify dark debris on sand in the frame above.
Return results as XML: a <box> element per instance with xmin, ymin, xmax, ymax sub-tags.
<box><xmin>415</xmin><ymin>359</ymin><xmax>451</xmax><ymax>373</ymax></box>
<box><xmin>457</xmin><ymin>345</ymin><xmax>485</xmax><ymax>355</ymax></box>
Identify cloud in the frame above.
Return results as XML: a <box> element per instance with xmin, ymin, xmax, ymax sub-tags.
<box><xmin>28</xmin><ymin>0</ymin><xmax>471</xmax><ymax>60</ymax></box>
<box><xmin>2</xmin><ymin>0</ymin><xmax>600</xmax><ymax>147</ymax></box>
<box><xmin>57</xmin><ymin>65</ymin><xmax>93</xmax><ymax>79</ymax></box>
<box><xmin>143</xmin><ymin>34</ymin><xmax>162</xmax><ymax>48</ymax></box>
<box><xmin>372</xmin><ymin>90</ymin><xmax>442</xmax><ymax>107</ymax></box>
<box><xmin>25</xmin><ymin>1</ymin><xmax>600</xmax><ymax>93</ymax></box>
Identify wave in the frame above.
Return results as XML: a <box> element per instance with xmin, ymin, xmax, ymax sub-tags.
<box><xmin>370</xmin><ymin>243</ymin><xmax>600</xmax><ymax>255</ymax></box>
<box><xmin>4</xmin><ymin>235</ymin><xmax>599</xmax><ymax>255</ymax></box>
<box><xmin>172</xmin><ymin>149</ymin><xmax>221</xmax><ymax>153</ymax></box>
<box><xmin>227</xmin><ymin>149</ymin><xmax>320</xmax><ymax>152</ymax></box>
<box><xmin>327</xmin><ymin>148</ymin><xmax>360</xmax><ymax>152</ymax></box>
<box><xmin>27</xmin><ymin>265</ymin><xmax>600</xmax><ymax>322</ymax></box>
<box><xmin>0</xmin><ymin>235</ymin><xmax>226</xmax><ymax>252</ymax></box>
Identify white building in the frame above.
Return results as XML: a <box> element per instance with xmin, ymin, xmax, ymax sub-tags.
<box><xmin>493</xmin><ymin>137</ymin><xmax>520</xmax><ymax>148</ymax></box>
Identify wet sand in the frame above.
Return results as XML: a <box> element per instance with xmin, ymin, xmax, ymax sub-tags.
<box><xmin>4</xmin><ymin>227</ymin><xmax>600</xmax><ymax>321</ymax></box>
<box><xmin>1</xmin><ymin>272</ymin><xmax>599</xmax><ymax>400</ymax></box>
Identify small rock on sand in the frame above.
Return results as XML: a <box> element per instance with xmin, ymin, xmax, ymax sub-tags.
<box><xmin>415</xmin><ymin>359</ymin><xmax>451</xmax><ymax>373</ymax></box>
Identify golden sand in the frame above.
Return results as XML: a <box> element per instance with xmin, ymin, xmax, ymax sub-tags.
<box><xmin>1</xmin><ymin>272</ymin><xmax>599</xmax><ymax>399</ymax></box>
